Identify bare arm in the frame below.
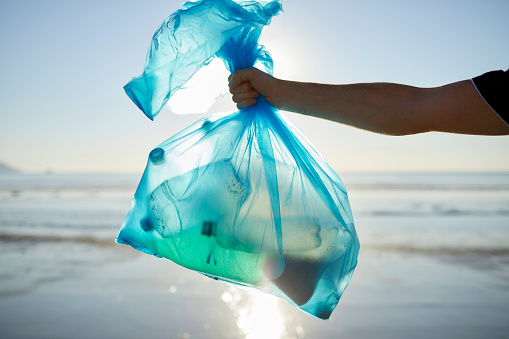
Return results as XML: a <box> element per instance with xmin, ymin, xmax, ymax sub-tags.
<box><xmin>228</xmin><ymin>67</ymin><xmax>509</xmax><ymax>136</ymax></box>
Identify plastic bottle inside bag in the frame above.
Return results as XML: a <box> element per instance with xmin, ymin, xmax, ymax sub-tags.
<box><xmin>144</xmin><ymin>158</ymin><xmax>350</xmax><ymax>305</ymax></box>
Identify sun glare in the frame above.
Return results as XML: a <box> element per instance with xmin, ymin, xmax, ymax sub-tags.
<box><xmin>167</xmin><ymin>58</ymin><xmax>230</xmax><ymax>115</ymax></box>
<box><xmin>222</xmin><ymin>288</ymin><xmax>286</xmax><ymax>339</ymax></box>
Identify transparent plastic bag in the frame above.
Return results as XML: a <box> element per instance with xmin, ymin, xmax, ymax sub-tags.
<box><xmin>116</xmin><ymin>0</ymin><xmax>359</xmax><ymax>319</ymax></box>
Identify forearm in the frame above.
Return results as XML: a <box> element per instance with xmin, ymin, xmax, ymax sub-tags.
<box><xmin>273</xmin><ymin>80</ymin><xmax>434</xmax><ymax>136</ymax></box>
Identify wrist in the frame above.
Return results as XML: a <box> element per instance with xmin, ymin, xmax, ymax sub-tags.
<box><xmin>270</xmin><ymin>78</ymin><xmax>284</xmax><ymax>109</ymax></box>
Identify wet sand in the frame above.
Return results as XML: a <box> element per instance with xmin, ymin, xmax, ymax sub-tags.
<box><xmin>1</xmin><ymin>234</ymin><xmax>508</xmax><ymax>339</ymax></box>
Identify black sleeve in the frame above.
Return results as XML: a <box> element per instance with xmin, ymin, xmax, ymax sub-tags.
<box><xmin>472</xmin><ymin>69</ymin><xmax>509</xmax><ymax>125</ymax></box>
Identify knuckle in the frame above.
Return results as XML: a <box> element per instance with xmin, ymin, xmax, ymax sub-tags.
<box><xmin>241</xmin><ymin>82</ymin><xmax>252</xmax><ymax>91</ymax></box>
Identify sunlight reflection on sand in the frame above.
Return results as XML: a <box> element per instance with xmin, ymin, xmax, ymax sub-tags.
<box><xmin>221</xmin><ymin>288</ymin><xmax>289</xmax><ymax>339</ymax></box>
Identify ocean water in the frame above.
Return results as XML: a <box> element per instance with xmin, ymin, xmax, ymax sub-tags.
<box><xmin>1</xmin><ymin>172</ymin><xmax>509</xmax><ymax>338</ymax></box>
<box><xmin>1</xmin><ymin>172</ymin><xmax>508</xmax><ymax>249</ymax></box>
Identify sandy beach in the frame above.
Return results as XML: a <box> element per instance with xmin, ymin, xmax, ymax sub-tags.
<box><xmin>1</xmin><ymin>173</ymin><xmax>509</xmax><ymax>338</ymax></box>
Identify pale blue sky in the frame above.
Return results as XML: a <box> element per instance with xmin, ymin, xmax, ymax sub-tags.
<box><xmin>0</xmin><ymin>0</ymin><xmax>508</xmax><ymax>173</ymax></box>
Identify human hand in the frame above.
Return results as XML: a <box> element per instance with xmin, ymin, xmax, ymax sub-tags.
<box><xmin>228</xmin><ymin>67</ymin><xmax>280</xmax><ymax>109</ymax></box>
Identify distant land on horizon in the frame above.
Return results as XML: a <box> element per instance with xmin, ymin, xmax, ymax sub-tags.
<box><xmin>0</xmin><ymin>162</ymin><xmax>22</xmax><ymax>174</ymax></box>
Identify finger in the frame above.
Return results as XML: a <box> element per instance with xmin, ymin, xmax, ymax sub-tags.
<box><xmin>232</xmin><ymin>90</ymin><xmax>259</xmax><ymax>104</ymax></box>
<box><xmin>228</xmin><ymin>74</ymin><xmax>232</xmax><ymax>83</ymax></box>
<box><xmin>237</xmin><ymin>98</ymin><xmax>257</xmax><ymax>109</ymax></box>
<box><xmin>228</xmin><ymin>68</ymin><xmax>255</xmax><ymax>88</ymax></box>
<box><xmin>229</xmin><ymin>81</ymin><xmax>253</xmax><ymax>94</ymax></box>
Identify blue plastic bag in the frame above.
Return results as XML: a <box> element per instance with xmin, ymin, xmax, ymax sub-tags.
<box><xmin>117</xmin><ymin>0</ymin><xmax>359</xmax><ymax>319</ymax></box>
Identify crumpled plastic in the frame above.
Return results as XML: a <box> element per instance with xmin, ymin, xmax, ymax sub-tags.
<box><xmin>116</xmin><ymin>0</ymin><xmax>359</xmax><ymax>319</ymax></box>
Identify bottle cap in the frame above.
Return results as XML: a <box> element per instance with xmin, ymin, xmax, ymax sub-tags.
<box><xmin>149</xmin><ymin>148</ymin><xmax>165</xmax><ymax>163</ymax></box>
